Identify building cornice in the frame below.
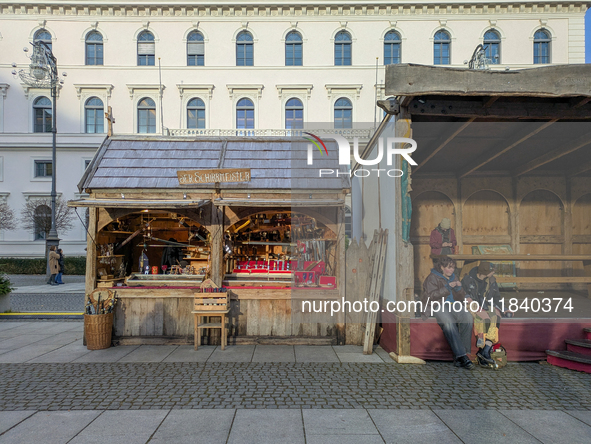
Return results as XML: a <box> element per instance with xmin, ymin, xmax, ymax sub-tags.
<box><xmin>1</xmin><ymin>2</ymin><xmax>587</xmax><ymax>19</ymax></box>
<box><xmin>176</xmin><ymin>84</ymin><xmax>215</xmax><ymax>100</ymax></box>
<box><xmin>73</xmin><ymin>84</ymin><xmax>114</xmax><ymax>99</ymax></box>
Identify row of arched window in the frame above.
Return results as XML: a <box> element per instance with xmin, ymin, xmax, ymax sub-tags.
<box><xmin>32</xmin><ymin>96</ymin><xmax>355</xmax><ymax>134</ymax></box>
<box><xmin>33</xmin><ymin>26</ymin><xmax>553</xmax><ymax>67</ymax></box>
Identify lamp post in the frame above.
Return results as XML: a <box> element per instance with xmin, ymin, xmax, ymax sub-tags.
<box><xmin>13</xmin><ymin>42</ymin><xmax>66</xmax><ymax>279</ymax></box>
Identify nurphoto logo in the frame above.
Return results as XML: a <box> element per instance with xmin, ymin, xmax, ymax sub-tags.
<box><xmin>304</xmin><ymin>133</ymin><xmax>418</xmax><ymax>178</ymax></box>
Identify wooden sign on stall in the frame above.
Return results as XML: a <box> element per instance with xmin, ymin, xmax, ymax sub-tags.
<box><xmin>177</xmin><ymin>168</ymin><xmax>251</xmax><ymax>185</ymax></box>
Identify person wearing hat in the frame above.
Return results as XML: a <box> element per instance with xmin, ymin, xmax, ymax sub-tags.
<box><xmin>461</xmin><ymin>261</ymin><xmax>512</xmax><ymax>368</ymax></box>
<box><xmin>430</xmin><ymin>218</ymin><xmax>457</xmax><ymax>255</ymax></box>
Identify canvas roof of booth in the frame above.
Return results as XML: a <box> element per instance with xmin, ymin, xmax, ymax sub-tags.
<box><xmin>381</xmin><ymin>64</ymin><xmax>591</xmax><ymax>177</ymax></box>
<box><xmin>78</xmin><ymin>136</ymin><xmax>350</xmax><ymax>192</ymax></box>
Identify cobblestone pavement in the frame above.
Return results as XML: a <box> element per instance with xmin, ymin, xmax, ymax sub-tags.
<box><xmin>9</xmin><ymin>294</ymin><xmax>83</xmax><ymax>312</ymax></box>
<box><xmin>0</xmin><ymin>361</ymin><xmax>589</xmax><ymax>411</ymax></box>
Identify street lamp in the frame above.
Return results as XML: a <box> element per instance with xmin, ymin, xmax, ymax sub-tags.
<box><xmin>13</xmin><ymin>42</ymin><xmax>66</xmax><ymax>278</ymax></box>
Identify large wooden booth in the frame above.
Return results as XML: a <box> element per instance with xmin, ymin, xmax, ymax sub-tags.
<box><xmin>70</xmin><ymin>136</ymin><xmax>349</xmax><ymax>345</ymax></box>
<box><xmin>373</xmin><ymin>64</ymin><xmax>591</xmax><ymax>361</ymax></box>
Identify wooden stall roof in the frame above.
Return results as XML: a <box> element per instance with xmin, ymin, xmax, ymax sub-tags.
<box><xmin>78</xmin><ymin>136</ymin><xmax>350</xmax><ymax>192</ymax></box>
<box><xmin>381</xmin><ymin>64</ymin><xmax>591</xmax><ymax>177</ymax></box>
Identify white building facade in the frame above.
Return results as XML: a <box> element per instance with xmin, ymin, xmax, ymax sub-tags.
<box><xmin>0</xmin><ymin>0</ymin><xmax>587</xmax><ymax>257</ymax></box>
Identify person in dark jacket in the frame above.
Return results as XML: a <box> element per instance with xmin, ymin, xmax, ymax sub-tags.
<box><xmin>461</xmin><ymin>261</ymin><xmax>512</xmax><ymax>368</ymax></box>
<box><xmin>421</xmin><ymin>256</ymin><xmax>474</xmax><ymax>369</ymax></box>
<box><xmin>430</xmin><ymin>218</ymin><xmax>457</xmax><ymax>255</ymax></box>
<box><xmin>56</xmin><ymin>248</ymin><xmax>65</xmax><ymax>284</ymax></box>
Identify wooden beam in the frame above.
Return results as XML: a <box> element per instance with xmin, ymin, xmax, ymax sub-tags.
<box><xmin>495</xmin><ymin>276</ymin><xmax>591</xmax><ymax>284</ymax></box>
<box><xmin>482</xmin><ymin>96</ymin><xmax>498</xmax><ymax>108</ymax></box>
<box><xmin>458</xmin><ymin>120</ymin><xmax>556</xmax><ymax>178</ymax></box>
<box><xmin>408</xmin><ymin>98</ymin><xmax>591</xmax><ymax>120</ymax></box>
<box><xmin>513</xmin><ymin>131</ymin><xmax>591</xmax><ymax>176</ymax></box>
<box><xmin>414</xmin><ymin>119</ymin><xmax>474</xmax><ymax>172</ymax></box>
<box><xmin>400</xmin><ymin>95</ymin><xmax>414</xmax><ymax>107</ymax></box>
<box><xmin>568</xmin><ymin>159</ymin><xmax>591</xmax><ymax>177</ymax></box>
<box><xmin>572</xmin><ymin>97</ymin><xmax>591</xmax><ymax>109</ymax></box>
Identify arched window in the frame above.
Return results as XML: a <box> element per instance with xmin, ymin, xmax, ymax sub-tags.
<box><xmin>334</xmin><ymin>31</ymin><xmax>352</xmax><ymax>66</ymax></box>
<box><xmin>285</xmin><ymin>98</ymin><xmax>303</xmax><ymax>129</ymax></box>
<box><xmin>187</xmin><ymin>30</ymin><xmax>204</xmax><ymax>66</ymax></box>
<box><xmin>137</xmin><ymin>97</ymin><xmax>156</xmax><ymax>133</ymax></box>
<box><xmin>236</xmin><ymin>98</ymin><xmax>254</xmax><ymax>129</ymax></box>
<box><xmin>483</xmin><ymin>29</ymin><xmax>501</xmax><ymax>64</ymax></box>
<box><xmin>85</xmin><ymin>97</ymin><xmax>104</xmax><ymax>134</ymax></box>
<box><xmin>534</xmin><ymin>29</ymin><xmax>551</xmax><ymax>64</ymax></box>
<box><xmin>85</xmin><ymin>31</ymin><xmax>103</xmax><ymax>65</ymax></box>
<box><xmin>236</xmin><ymin>31</ymin><xmax>253</xmax><ymax>66</ymax></box>
<box><xmin>34</xmin><ymin>204</ymin><xmax>51</xmax><ymax>240</ymax></box>
<box><xmin>433</xmin><ymin>30</ymin><xmax>451</xmax><ymax>65</ymax></box>
<box><xmin>34</xmin><ymin>29</ymin><xmax>52</xmax><ymax>52</ymax></box>
<box><xmin>384</xmin><ymin>30</ymin><xmax>401</xmax><ymax>65</ymax></box>
<box><xmin>334</xmin><ymin>97</ymin><xmax>352</xmax><ymax>129</ymax></box>
<box><xmin>187</xmin><ymin>98</ymin><xmax>205</xmax><ymax>129</ymax></box>
<box><xmin>285</xmin><ymin>31</ymin><xmax>302</xmax><ymax>66</ymax></box>
<box><xmin>137</xmin><ymin>30</ymin><xmax>155</xmax><ymax>66</ymax></box>
<box><xmin>33</xmin><ymin>96</ymin><xmax>52</xmax><ymax>133</ymax></box>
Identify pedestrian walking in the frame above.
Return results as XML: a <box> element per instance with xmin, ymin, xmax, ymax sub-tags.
<box><xmin>48</xmin><ymin>246</ymin><xmax>60</xmax><ymax>285</ymax></box>
<box><xmin>56</xmin><ymin>248</ymin><xmax>65</xmax><ymax>284</ymax></box>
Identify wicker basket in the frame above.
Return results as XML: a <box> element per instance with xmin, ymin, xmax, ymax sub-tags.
<box><xmin>84</xmin><ymin>313</ymin><xmax>113</xmax><ymax>350</ymax></box>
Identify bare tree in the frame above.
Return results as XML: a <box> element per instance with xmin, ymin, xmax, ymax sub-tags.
<box><xmin>0</xmin><ymin>202</ymin><xmax>16</xmax><ymax>231</ymax></box>
<box><xmin>20</xmin><ymin>197</ymin><xmax>75</xmax><ymax>237</ymax></box>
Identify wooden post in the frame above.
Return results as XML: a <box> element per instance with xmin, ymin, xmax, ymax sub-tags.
<box><xmin>394</xmin><ymin>107</ymin><xmax>415</xmax><ymax>358</ymax></box>
<box><xmin>336</xmin><ymin>203</ymin><xmax>346</xmax><ymax>345</ymax></box>
<box><xmin>564</xmin><ymin>177</ymin><xmax>573</xmax><ymax>277</ymax></box>
<box><xmin>83</xmin><ymin>206</ymin><xmax>98</xmax><ymax>345</ymax></box>
<box><xmin>85</xmin><ymin>207</ymin><xmax>98</xmax><ymax>297</ymax></box>
<box><xmin>209</xmin><ymin>204</ymin><xmax>224</xmax><ymax>287</ymax></box>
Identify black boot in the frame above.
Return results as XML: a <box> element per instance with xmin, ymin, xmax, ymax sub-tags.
<box><xmin>477</xmin><ymin>344</ymin><xmax>495</xmax><ymax>366</ymax></box>
<box><xmin>456</xmin><ymin>355</ymin><xmax>474</xmax><ymax>370</ymax></box>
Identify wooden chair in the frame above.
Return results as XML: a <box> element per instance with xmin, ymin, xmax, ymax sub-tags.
<box><xmin>192</xmin><ymin>280</ymin><xmax>230</xmax><ymax>350</ymax></box>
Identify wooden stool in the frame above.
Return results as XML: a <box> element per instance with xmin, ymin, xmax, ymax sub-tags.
<box><xmin>193</xmin><ymin>291</ymin><xmax>229</xmax><ymax>350</ymax></box>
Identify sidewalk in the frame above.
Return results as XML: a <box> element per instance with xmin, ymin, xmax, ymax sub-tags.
<box><xmin>0</xmin><ymin>320</ymin><xmax>590</xmax><ymax>443</ymax></box>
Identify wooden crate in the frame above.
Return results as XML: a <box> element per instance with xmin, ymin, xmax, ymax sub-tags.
<box><xmin>193</xmin><ymin>293</ymin><xmax>229</xmax><ymax>311</ymax></box>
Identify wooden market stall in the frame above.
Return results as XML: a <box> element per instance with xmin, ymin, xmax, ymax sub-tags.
<box><xmin>70</xmin><ymin>136</ymin><xmax>349</xmax><ymax>345</ymax></box>
<box><xmin>359</xmin><ymin>64</ymin><xmax>591</xmax><ymax>361</ymax></box>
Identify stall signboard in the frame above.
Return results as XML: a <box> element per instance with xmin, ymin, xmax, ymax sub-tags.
<box><xmin>177</xmin><ymin>168</ymin><xmax>251</xmax><ymax>185</ymax></box>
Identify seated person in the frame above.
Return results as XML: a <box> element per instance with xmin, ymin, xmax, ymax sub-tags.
<box><xmin>421</xmin><ymin>256</ymin><xmax>474</xmax><ymax>370</ymax></box>
<box><xmin>461</xmin><ymin>261</ymin><xmax>512</xmax><ymax>368</ymax></box>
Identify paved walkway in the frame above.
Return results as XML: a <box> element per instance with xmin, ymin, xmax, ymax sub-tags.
<box><xmin>5</xmin><ymin>275</ymin><xmax>85</xmax><ymax>313</ymax></box>
<box><xmin>1</xmin><ymin>408</ymin><xmax>590</xmax><ymax>444</ymax></box>
<box><xmin>0</xmin><ymin>321</ymin><xmax>591</xmax><ymax>443</ymax></box>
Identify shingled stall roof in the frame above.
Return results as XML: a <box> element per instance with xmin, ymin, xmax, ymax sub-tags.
<box><xmin>78</xmin><ymin>136</ymin><xmax>350</xmax><ymax>192</ymax></box>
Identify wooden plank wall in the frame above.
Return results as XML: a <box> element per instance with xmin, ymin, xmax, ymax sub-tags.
<box><xmin>113</xmin><ymin>288</ymin><xmax>339</xmax><ymax>342</ymax></box>
<box><xmin>410</xmin><ymin>175</ymin><xmax>591</xmax><ymax>290</ymax></box>
<box><xmin>410</xmin><ymin>190</ymin><xmax>456</xmax><ymax>287</ymax></box>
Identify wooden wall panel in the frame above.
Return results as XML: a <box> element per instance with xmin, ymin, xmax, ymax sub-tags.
<box><xmin>411</xmin><ymin>191</ymin><xmax>455</xmax><ymax>289</ymax></box>
<box><xmin>414</xmin><ymin>244</ymin><xmax>435</xmax><ymax>288</ymax></box>
<box><xmin>463</xmin><ymin>191</ymin><xmax>509</xmax><ymax>236</ymax></box>
<box><xmin>520</xmin><ymin>190</ymin><xmax>564</xmax><ymax>236</ymax></box>
<box><xmin>573</xmin><ymin>244</ymin><xmax>591</xmax><ymax>276</ymax></box>
<box><xmin>519</xmin><ymin>190</ymin><xmax>563</xmax><ymax>275</ymax></box>
<box><xmin>572</xmin><ymin>193</ymin><xmax>591</xmax><ymax>276</ymax></box>
<box><xmin>573</xmin><ymin>194</ymin><xmax>591</xmax><ymax>236</ymax></box>
<box><xmin>410</xmin><ymin>191</ymin><xmax>455</xmax><ymax>237</ymax></box>
<box><xmin>519</xmin><ymin>244</ymin><xmax>562</xmax><ymax>276</ymax></box>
